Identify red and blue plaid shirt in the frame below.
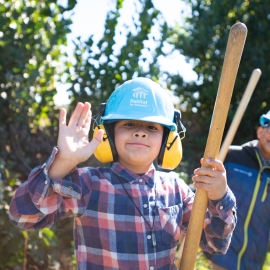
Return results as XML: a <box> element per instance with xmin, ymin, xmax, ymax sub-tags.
<box><xmin>9</xmin><ymin>147</ymin><xmax>236</xmax><ymax>270</ymax></box>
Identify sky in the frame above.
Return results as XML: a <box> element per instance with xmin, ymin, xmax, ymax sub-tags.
<box><xmin>54</xmin><ymin>0</ymin><xmax>197</xmax><ymax>105</ymax></box>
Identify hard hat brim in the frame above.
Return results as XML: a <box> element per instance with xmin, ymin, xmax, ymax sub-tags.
<box><xmin>260</xmin><ymin>114</ymin><xmax>270</xmax><ymax>126</ymax></box>
<box><xmin>101</xmin><ymin>113</ymin><xmax>177</xmax><ymax>131</ymax></box>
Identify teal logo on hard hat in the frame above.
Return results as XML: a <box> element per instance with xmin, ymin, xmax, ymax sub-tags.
<box><xmin>130</xmin><ymin>87</ymin><xmax>148</xmax><ymax>107</ymax></box>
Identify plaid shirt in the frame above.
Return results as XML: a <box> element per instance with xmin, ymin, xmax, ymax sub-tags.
<box><xmin>9</xmin><ymin>147</ymin><xmax>236</xmax><ymax>270</ymax></box>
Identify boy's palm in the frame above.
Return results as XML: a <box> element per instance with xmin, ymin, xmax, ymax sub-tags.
<box><xmin>57</xmin><ymin>102</ymin><xmax>103</xmax><ymax>165</ymax></box>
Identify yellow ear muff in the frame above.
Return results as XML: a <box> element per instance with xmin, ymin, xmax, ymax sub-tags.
<box><xmin>160</xmin><ymin>130</ymin><xmax>182</xmax><ymax>170</ymax></box>
<box><xmin>93</xmin><ymin>124</ymin><xmax>114</xmax><ymax>163</ymax></box>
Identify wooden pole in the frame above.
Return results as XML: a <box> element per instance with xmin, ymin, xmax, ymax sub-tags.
<box><xmin>218</xmin><ymin>68</ymin><xmax>261</xmax><ymax>162</ymax></box>
<box><xmin>175</xmin><ymin>68</ymin><xmax>260</xmax><ymax>268</ymax></box>
<box><xmin>179</xmin><ymin>22</ymin><xmax>247</xmax><ymax>270</ymax></box>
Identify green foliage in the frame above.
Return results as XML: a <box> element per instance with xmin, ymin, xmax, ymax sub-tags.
<box><xmin>0</xmin><ymin>0</ymin><xmax>74</xmax><ymax>177</ymax></box>
<box><xmin>195</xmin><ymin>249</ymin><xmax>212</xmax><ymax>269</ymax></box>
<box><xmin>65</xmin><ymin>0</ymin><xmax>169</xmax><ymax>171</ymax></box>
<box><xmin>0</xmin><ymin>0</ymin><xmax>75</xmax><ymax>268</ymax></box>
<box><xmin>0</xmin><ymin>0</ymin><xmax>170</xmax><ymax>268</ymax></box>
<box><xmin>166</xmin><ymin>0</ymin><xmax>270</xmax><ymax>174</ymax></box>
<box><xmin>66</xmin><ymin>0</ymin><xmax>166</xmax><ymax>116</ymax></box>
<box><xmin>263</xmin><ymin>250</ymin><xmax>270</xmax><ymax>270</ymax></box>
<box><xmin>3</xmin><ymin>0</ymin><xmax>270</xmax><ymax>268</ymax></box>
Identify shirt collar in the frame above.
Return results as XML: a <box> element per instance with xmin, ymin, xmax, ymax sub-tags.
<box><xmin>110</xmin><ymin>162</ymin><xmax>156</xmax><ymax>188</ymax></box>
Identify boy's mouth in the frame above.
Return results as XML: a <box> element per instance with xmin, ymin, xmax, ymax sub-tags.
<box><xmin>127</xmin><ymin>142</ymin><xmax>149</xmax><ymax>147</ymax></box>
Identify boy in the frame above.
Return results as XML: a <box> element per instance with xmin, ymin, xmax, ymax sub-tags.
<box><xmin>9</xmin><ymin>77</ymin><xmax>236</xmax><ymax>270</ymax></box>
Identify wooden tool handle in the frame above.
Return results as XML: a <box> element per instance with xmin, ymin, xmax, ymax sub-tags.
<box><xmin>179</xmin><ymin>22</ymin><xmax>247</xmax><ymax>270</ymax></box>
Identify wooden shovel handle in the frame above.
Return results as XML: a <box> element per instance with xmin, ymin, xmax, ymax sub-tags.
<box><xmin>179</xmin><ymin>22</ymin><xmax>247</xmax><ymax>270</ymax></box>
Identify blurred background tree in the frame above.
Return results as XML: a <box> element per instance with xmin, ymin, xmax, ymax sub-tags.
<box><xmin>0</xmin><ymin>0</ymin><xmax>76</xmax><ymax>269</ymax></box>
<box><xmin>0</xmin><ymin>0</ymin><xmax>170</xmax><ymax>269</ymax></box>
<box><xmin>166</xmin><ymin>0</ymin><xmax>270</xmax><ymax>173</ymax></box>
<box><xmin>1</xmin><ymin>0</ymin><xmax>270</xmax><ymax>269</ymax></box>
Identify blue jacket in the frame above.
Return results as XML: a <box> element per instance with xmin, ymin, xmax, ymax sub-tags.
<box><xmin>205</xmin><ymin>140</ymin><xmax>270</xmax><ymax>270</ymax></box>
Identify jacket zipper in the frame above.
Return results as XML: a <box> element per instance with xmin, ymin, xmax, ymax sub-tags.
<box><xmin>237</xmin><ymin>151</ymin><xmax>262</xmax><ymax>270</ymax></box>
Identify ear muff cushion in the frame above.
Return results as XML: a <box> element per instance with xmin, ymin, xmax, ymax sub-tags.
<box><xmin>158</xmin><ymin>129</ymin><xmax>182</xmax><ymax>170</ymax></box>
<box><xmin>93</xmin><ymin>124</ymin><xmax>114</xmax><ymax>163</ymax></box>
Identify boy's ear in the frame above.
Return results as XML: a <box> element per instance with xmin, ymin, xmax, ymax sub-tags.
<box><xmin>158</xmin><ymin>129</ymin><xmax>182</xmax><ymax>170</ymax></box>
<box><xmin>93</xmin><ymin>124</ymin><xmax>114</xmax><ymax>163</ymax></box>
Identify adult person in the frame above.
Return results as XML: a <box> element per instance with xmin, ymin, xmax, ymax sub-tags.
<box><xmin>205</xmin><ymin>110</ymin><xmax>270</xmax><ymax>270</ymax></box>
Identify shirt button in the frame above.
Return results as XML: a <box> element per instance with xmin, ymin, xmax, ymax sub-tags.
<box><xmin>219</xmin><ymin>205</ymin><xmax>224</xmax><ymax>210</ymax></box>
<box><xmin>147</xmin><ymin>235</ymin><xmax>152</xmax><ymax>240</ymax></box>
<box><xmin>68</xmin><ymin>186</ymin><xmax>73</xmax><ymax>191</ymax></box>
<box><xmin>143</xmin><ymin>204</ymin><xmax>148</xmax><ymax>208</ymax></box>
<box><xmin>139</xmin><ymin>179</ymin><xmax>143</xmax><ymax>183</ymax></box>
<box><xmin>44</xmin><ymin>180</ymin><xmax>48</xmax><ymax>185</ymax></box>
<box><xmin>150</xmin><ymin>267</ymin><xmax>154</xmax><ymax>270</ymax></box>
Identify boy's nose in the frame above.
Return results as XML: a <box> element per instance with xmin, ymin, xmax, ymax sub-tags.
<box><xmin>133</xmin><ymin>130</ymin><xmax>148</xmax><ymax>138</ymax></box>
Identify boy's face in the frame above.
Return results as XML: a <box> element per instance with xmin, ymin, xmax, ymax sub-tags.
<box><xmin>114</xmin><ymin>120</ymin><xmax>164</xmax><ymax>173</ymax></box>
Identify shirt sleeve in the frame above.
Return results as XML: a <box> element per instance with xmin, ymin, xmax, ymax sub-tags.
<box><xmin>200</xmin><ymin>186</ymin><xmax>237</xmax><ymax>254</ymax></box>
<box><xmin>179</xmin><ymin>180</ymin><xmax>236</xmax><ymax>254</ymax></box>
<box><xmin>9</xmin><ymin>147</ymin><xmax>90</xmax><ymax>230</ymax></box>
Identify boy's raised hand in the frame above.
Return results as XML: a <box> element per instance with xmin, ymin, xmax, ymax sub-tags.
<box><xmin>48</xmin><ymin>102</ymin><xmax>104</xmax><ymax>179</ymax></box>
<box><xmin>192</xmin><ymin>158</ymin><xmax>227</xmax><ymax>201</ymax></box>
<box><xmin>58</xmin><ymin>102</ymin><xmax>104</xmax><ymax>164</ymax></box>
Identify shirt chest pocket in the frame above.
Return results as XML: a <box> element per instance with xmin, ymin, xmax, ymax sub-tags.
<box><xmin>158</xmin><ymin>205</ymin><xmax>182</xmax><ymax>244</ymax></box>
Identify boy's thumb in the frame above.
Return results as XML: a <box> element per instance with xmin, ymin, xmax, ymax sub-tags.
<box><xmin>92</xmin><ymin>129</ymin><xmax>104</xmax><ymax>145</ymax></box>
<box><xmin>85</xmin><ymin>129</ymin><xmax>104</xmax><ymax>160</ymax></box>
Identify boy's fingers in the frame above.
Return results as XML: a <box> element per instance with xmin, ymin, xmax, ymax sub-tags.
<box><xmin>83</xmin><ymin>109</ymin><xmax>92</xmax><ymax>130</ymax></box>
<box><xmin>201</xmin><ymin>158</ymin><xmax>225</xmax><ymax>171</ymax></box>
<box><xmin>78</xmin><ymin>102</ymin><xmax>91</xmax><ymax>127</ymax></box>
<box><xmin>194</xmin><ymin>166</ymin><xmax>225</xmax><ymax>181</ymax></box>
<box><xmin>192</xmin><ymin>174</ymin><xmax>212</xmax><ymax>184</ymax></box>
<box><xmin>194</xmin><ymin>166</ymin><xmax>214</xmax><ymax>178</ymax></box>
<box><xmin>68</xmin><ymin>102</ymin><xmax>84</xmax><ymax>127</ymax></box>
<box><xmin>193</xmin><ymin>181</ymin><xmax>210</xmax><ymax>190</ymax></box>
<box><xmin>59</xmin><ymin>108</ymin><xmax>67</xmax><ymax>127</ymax></box>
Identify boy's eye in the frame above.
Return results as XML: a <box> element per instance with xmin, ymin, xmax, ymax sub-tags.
<box><xmin>148</xmin><ymin>125</ymin><xmax>158</xmax><ymax>130</ymax></box>
<box><xmin>124</xmin><ymin>122</ymin><xmax>135</xmax><ymax>127</ymax></box>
